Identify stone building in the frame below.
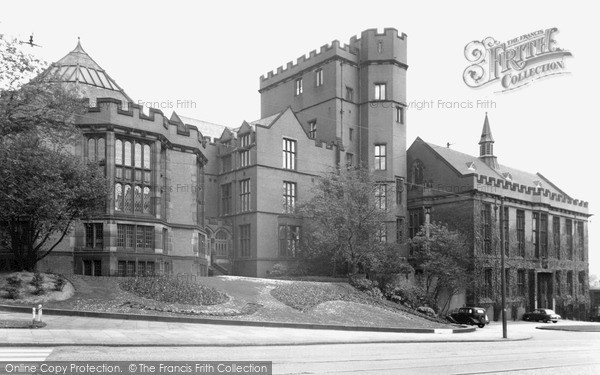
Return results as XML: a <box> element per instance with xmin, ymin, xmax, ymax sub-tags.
<box><xmin>407</xmin><ymin>114</ymin><xmax>590</xmax><ymax>320</ymax></box>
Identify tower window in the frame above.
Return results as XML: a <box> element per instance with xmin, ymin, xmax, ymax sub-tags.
<box><xmin>315</xmin><ymin>69</ymin><xmax>323</xmax><ymax>87</ymax></box>
<box><xmin>378</xmin><ymin>41</ymin><xmax>383</xmax><ymax>54</ymax></box>
<box><xmin>374</xmin><ymin>83</ymin><xmax>386</xmax><ymax>100</ymax></box>
<box><xmin>374</xmin><ymin>144</ymin><xmax>386</xmax><ymax>170</ymax></box>
<box><xmin>308</xmin><ymin>120</ymin><xmax>316</xmax><ymax>139</ymax></box>
<box><xmin>345</xmin><ymin>87</ymin><xmax>354</xmax><ymax>101</ymax></box>
<box><xmin>396</xmin><ymin>107</ymin><xmax>404</xmax><ymax>124</ymax></box>
<box><xmin>295</xmin><ymin>78</ymin><xmax>303</xmax><ymax>96</ymax></box>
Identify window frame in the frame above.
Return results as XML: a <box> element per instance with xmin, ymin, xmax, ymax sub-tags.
<box><xmin>374</xmin><ymin>83</ymin><xmax>386</xmax><ymax>101</ymax></box>
<box><xmin>283</xmin><ymin>138</ymin><xmax>297</xmax><ymax>170</ymax></box>
<box><xmin>374</xmin><ymin>144</ymin><xmax>387</xmax><ymax>170</ymax></box>
<box><xmin>295</xmin><ymin>78</ymin><xmax>303</xmax><ymax>96</ymax></box>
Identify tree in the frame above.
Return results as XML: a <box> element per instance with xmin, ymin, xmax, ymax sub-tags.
<box><xmin>409</xmin><ymin>222</ymin><xmax>471</xmax><ymax>312</ymax></box>
<box><xmin>296</xmin><ymin>168</ymin><xmax>399</xmax><ymax>279</ymax></box>
<box><xmin>0</xmin><ymin>35</ymin><xmax>107</xmax><ymax>271</ymax></box>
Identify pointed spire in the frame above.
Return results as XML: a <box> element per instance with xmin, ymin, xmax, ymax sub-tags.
<box><xmin>478</xmin><ymin>112</ymin><xmax>499</xmax><ymax>169</ymax></box>
<box><xmin>479</xmin><ymin>112</ymin><xmax>494</xmax><ymax>144</ymax></box>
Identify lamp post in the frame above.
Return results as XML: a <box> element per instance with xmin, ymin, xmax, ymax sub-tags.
<box><xmin>499</xmin><ymin>197</ymin><xmax>507</xmax><ymax>338</ymax></box>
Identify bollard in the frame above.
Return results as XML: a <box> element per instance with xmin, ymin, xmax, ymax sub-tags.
<box><xmin>36</xmin><ymin>304</ymin><xmax>43</xmax><ymax>322</ymax></box>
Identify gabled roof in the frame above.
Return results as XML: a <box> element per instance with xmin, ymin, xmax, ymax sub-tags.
<box><xmin>249</xmin><ymin>112</ymin><xmax>282</xmax><ymax>128</ymax></box>
<box><xmin>46</xmin><ymin>39</ymin><xmax>132</xmax><ymax>103</ymax></box>
<box><xmin>414</xmin><ymin>137</ymin><xmax>570</xmax><ymax>197</ymax></box>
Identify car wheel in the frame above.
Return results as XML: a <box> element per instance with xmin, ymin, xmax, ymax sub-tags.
<box><xmin>478</xmin><ymin>323</ymin><xmax>485</xmax><ymax>328</ymax></box>
<box><xmin>552</xmin><ymin>320</ymin><xmax>558</xmax><ymax>324</ymax></box>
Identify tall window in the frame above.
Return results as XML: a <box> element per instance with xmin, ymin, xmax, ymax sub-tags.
<box><xmin>239</xmin><ymin>224</ymin><xmax>251</xmax><ymax>257</ymax></box>
<box><xmin>377</xmin><ymin>225</ymin><xmax>387</xmax><ymax>242</ymax></box>
<box><xmin>283</xmin><ymin>181</ymin><xmax>297</xmax><ymax>213</ymax></box>
<box><xmin>553</xmin><ymin>217</ymin><xmax>561</xmax><ymax>259</ymax></box>
<box><xmin>374</xmin><ymin>83</ymin><xmax>386</xmax><ymax>100</ymax></box>
<box><xmin>84</xmin><ymin>223</ymin><xmax>103</xmax><ymax>249</ymax></box>
<box><xmin>516</xmin><ymin>210</ymin><xmax>525</xmax><ymax>257</ymax></box>
<box><xmin>502</xmin><ymin>206</ymin><xmax>509</xmax><ymax>257</ymax></box>
<box><xmin>315</xmin><ymin>68</ymin><xmax>323</xmax><ymax>86</ymax></box>
<box><xmin>577</xmin><ymin>221</ymin><xmax>584</xmax><ymax>261</ymax></box>
<box><xmin>345</xmin><ymin>153</ymin><xmax>353</xmax><ymax>168</ymax></box>
<box><xmin>484</xmin><ymin>269</ymin><xmax>493</xmax><ymax>298</ymax></box>
<box><xmin>115</xmin><ymin>139</ymin><xmax>152</xmax><ymax>214</ymax></box>
<box><xmin>566</xmin><ymin>219</ymin><xmax>573</xmax><ymax>260</ymax></box>
<box><xmin>283</xmin><ymin>138</ymin><xmax>296</xmax><ymax>170</ymax></box>
<box><xmin>295</xmin><ymin>78</ymin><xmax>303</xmax><ymax>95</ymax></box>
<box><xmin>481</xmin><ymin>203</ymin><xmax>492</xmax><ymax>254</ymax></box>
<box><xmin>239</xmin><ymin>134</ymin><xmax>251</xmax><ymax>167</ymax></box>
<box><xmin>278</xmin><ymin>225</ymin><xmax>300</xmax><ymax>257</ymax></box>
<box><xmin>215</xmin><ymin>231</ymin><xmax>229</xmax><ymax>257</ymax></box>
<box><xmin>408</xmin><ymin>209</ymin><xmax>424</xmax><ymax>239</ymax></box>
<box><xmin>87</xmin><ymin>137</ymin><xmax>106</xmax><ymax>162</ymax></box>
<box><xmin>239</xmin><ymin>133</ymin><xmax>251</xmax><ymax>147</ymax></box>
<box><xmin>517</xmin><ymin>270</ymin><xmax>526</xmax><ymax>296</ymax></box>
<box><xmin>375</xmin><ymin>184</ymin><xmax>387</xmax><ymax>210</ymax></box>
<box><xmin>349</xmin><ymin>128</ymin><xmax>354</xmax><ymax>141</ymax></box>
<box><xmin>221</xmin><ymin>154</ymin><xmax>232</xmax><ymax>172</ymax></box>
<box><xmin>395</xmin><ymin>178</ymin><xmax>404</xmax><ymax>205</ymax></box>
<box><xmin>532</xmin><ymin>212</ymin><xmax>539</xmax><ymax>258</ymax></box>
<box><xmin>555</xmin><ymin>271</ymin><xmax>561</xmax><ymax>296</ymax></box>
<box><xmin>567</xmin><ymin>271</ymin><xmax>573</xmax><ymax>295</ymax></box>
<box><xmin>396</xmin><ymin>217</ymin><xmax>404</xmax><ymax>243</ymax></box>
<box><xmin>221</xmin><ymin>183</ymin><xmax>232</xmax><ymax>215</ymax></box>
<box><xmin>240</xmin><ymin>179</ymin><xmax>251</xmax><ymax>212</ymax></box>
<box><xmin>412</xmin><ymin>160</ymin><xmax>424</xmax><ymax>185</ymax></box>
<box><xmin>396</xmin><ymin>107</ymin><xmax>404</xmax><ymax>124</ymax></box>
<box><xmin>308</xmin><ymin>120</ymin><xmax>317</xmax><ymax>139</ymax></box>
<box><xmin>540</xmin><ymin>214</ymin><xmax>548</xmax><ymax>258</ymax></box>
<box><xmin>116</xmin><ymin>224</ymin><xmax>154</xmax><ymax>251</ymax></box>
<box><xmin>374</xmin><ymin>144</ymin><xmax>386</xmax><ymax>170</ymax></box>
<box><xmin>346</xmin><ymin>87</ymin><xmax>354</xmax><ymax>101</ymax></box>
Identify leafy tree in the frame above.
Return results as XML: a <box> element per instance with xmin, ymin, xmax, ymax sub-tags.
<box><xmin>0</xmin><ymin>34</ymin><xmax>107</xmax><ymax>271</ymax></box>
<box><xmin>296</xmin><ymin>167</ymin><xmax>402</xmax><ymax>279</ymax></box>
<box><xmin>409</xmin><ymin>222</ymin><xmax>471</xmax><ymax>312</ymax></box>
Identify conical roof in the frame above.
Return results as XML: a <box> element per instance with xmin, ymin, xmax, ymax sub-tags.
<box><xmin>479</xmin><ymin>112</ymin><xmax>494</xmax><ymax>144</ymax></box>
<box><xmin>46</xmin><ymin>39</ymin><xmax>132</xmax><ymax>104</ymax></box>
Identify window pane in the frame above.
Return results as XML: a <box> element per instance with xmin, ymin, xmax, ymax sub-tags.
<box><xmin>97</xmin><ymin>138</ymin><xmax>105</xmax><ymax>161</ymax></box>
<box><xmin>115</xmin><ymin>183</ymin><xmax>123</xmax><ymax>211</ymax></box>
<box><xmin>115</xmin><ymin>139</ymin><xmax>123</xmax><ymax>165</ymax></box>
<box><xmin>143</xmin><ymin>187</ymin><xmax>151</xmax><ymax>213</ymax></box>
<box><xmin>143</xmin><ymin>144</ymin><xmax>151</xmax><ymax>169</ymax></box>
<box><xmin>124</xmin><ymin>184</ymin><xmax>132</xmax><ymax>212</ymax></box>
<box><xmin>88</xmin><ymin>138</ymin><xmax>96</xmax><ymax>161</ymax></box>
<box><xmin>134</xmin><ymin>185</ymin><xmax>142</xmax><ymax>212</ymax></box>
<box><xmin>134</xmin><ymin>143</ymin><xmax>142</xmax><ymax>168</ymax></box>
<box><xmin>124</xmin><ymin>141</ymin><xmax>132</xmax><ymax>166</ymax></box>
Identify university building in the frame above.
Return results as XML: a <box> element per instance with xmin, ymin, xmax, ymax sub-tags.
<box><xmin>407</xmin><ymin>114</ymin><xmax>590</xmax><ymax>320</ymax></box>
<box><xmin>1</xmin><ymin>28</ymin><xmax>410</xmax><ymax>278</ymax></box>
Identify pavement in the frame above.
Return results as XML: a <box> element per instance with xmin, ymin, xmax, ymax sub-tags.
<box><xmin>0</xmin><ymin>308</ymin><xmax>534</xmax><ymax>347</ymax></box>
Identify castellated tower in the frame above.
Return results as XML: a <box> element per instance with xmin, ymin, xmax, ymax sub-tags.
<box><xmin>259</xmin><ymin>28</ymin><xmax>408</xmax><ymax>244</ymax></box>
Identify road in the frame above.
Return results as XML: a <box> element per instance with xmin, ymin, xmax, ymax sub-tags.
<box><xmin>9</xmin><ymin>321</ymin><xmax>600</xmax><ymax>374</ymax></box>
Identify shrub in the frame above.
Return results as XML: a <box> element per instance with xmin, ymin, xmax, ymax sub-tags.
<box><xmin>119</xmin><ymin>276</ymin><xmax>228</xmax><ymax>306</ymax></box>
<box><xmin>4</xmin><ymin>286</ymin><xmax>20</xmax><ymax>300</ymax></box>
<box><xmin>417</xmin><ymin>306</ymin><xmax>436</xmax><ymax>316</ymax></box>
<box><xmin>268</xmin><ymin>263</ymin><xmax>288</xmax><ymax>278</ymax></box>
<box><xmin>384</xmin><ymin>278</ymin><xmax>430</xmax><ymax>309</ymax></box>
<box><xmin>54</xmin><ymin>275</ymin><xmax>66</xmax><ymax>291</ymax></box>
<box><xmin>6</xmin><ymin>275</ymin><xmax>21</xmax><ymax>288</ymax></box>
<box><xmin>31</xmin><ymin>272</ymin><xmax>45</xmax><ymax>295</ymax></box>
<box><xmin>350</xmin><ymin>276</ymin><xmax>383</xmax><ymax>299</ymax></box>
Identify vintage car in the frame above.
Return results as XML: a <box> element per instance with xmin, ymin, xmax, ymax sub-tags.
<box><xmin>522</xmin><ymin>308</ymin><xmax>561</xmax><ymax>323</ymax></box>
<box><xmin>446</xmin><ymin>307</ymin><xmax>490</xmax><ymax>328</ymax></box>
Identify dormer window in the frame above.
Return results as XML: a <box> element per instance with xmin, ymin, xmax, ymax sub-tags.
<box><xmin>502</xmin><ymin>172</ymin><xmax>512</xmax><ymax>181</ymax></box>
<box><xmin>466</xmin><ymin>162</ymin><xmax>477</xmax><ymax>171</ymax></box>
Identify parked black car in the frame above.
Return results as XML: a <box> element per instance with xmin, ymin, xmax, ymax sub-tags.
<box><xmin>446</xmin><ymin>307</ymin><xmax>490</xmax><ymax>328</ymax></box>
<box><xmin>522</xmin><ymin>308</ymin><xmax>560</xmax><ymax>323</ymax></box>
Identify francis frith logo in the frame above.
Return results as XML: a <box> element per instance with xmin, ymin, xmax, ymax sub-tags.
<box><xmin>463</xmin><ymin>27</ymin><xmax>572</xmax><ymax>92</ymax></box>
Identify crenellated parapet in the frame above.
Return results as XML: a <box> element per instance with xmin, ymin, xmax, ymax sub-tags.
<box><xmin>77</xmin><ymin>98</ymin><xmax>209</xmax><ymax>163</ymax></box>
<box><xmin>475</xmin><ymin>174</ymin><xmax>588</xmax><ymax>209</ymax></box>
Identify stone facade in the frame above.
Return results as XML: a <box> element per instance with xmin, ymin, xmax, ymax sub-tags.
<box><xmin>407</xmin><ymin>115</ymin><xmax>591</xmax><ymax>320</ymax></box>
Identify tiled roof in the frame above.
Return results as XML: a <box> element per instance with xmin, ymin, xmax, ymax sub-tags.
<box><xmin>422</xmin><ymin>139</ymin><xmax>568</xmax><ymax>197</ymax></box>
<box><xmin>178</xmin><ymin>115</ymin><xmax>229</xmax><ymax>140</ymax></box>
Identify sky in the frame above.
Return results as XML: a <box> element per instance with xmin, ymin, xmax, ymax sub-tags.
<box><xmin>2</xmin><ymin>0</ymin><xmax>598</xmax><ymax>277</ymax></box>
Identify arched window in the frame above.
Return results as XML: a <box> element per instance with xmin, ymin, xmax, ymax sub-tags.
<box><xmin>124</xmin><ymin>141</ymin><xmax>132</xmax><ymax>166</ymax></box>
<box><xmin>134</xmin><ymin>186</ymin><xmax>142</xmax><ymax>212</ymax></box>
<box><xmin>135</xmin><ymin>143</ymin><xmax>142</xmax><ymax>168</ymax></box>
<box><xmin>124</xmin><ymin>184</ymin><xmax>132</xmax><ymax>212</ymax></box>
<box><xmin>143</xmin><ymin>187</ymin><xmax>151</xmax><ymax>213</ymax></box>
<box><xmin>115</xmin><ymin>139</ymin><xmax>123</xmax><ymax>165</ymax></box>
<box><xmin>143</xmin><ymin>144</ymin><xmax>151</xmax><ymax>169</ymax></box>
<box><xmin>88</xmin><ymin>138</ymin><xmax>96</xmax><ymax>161</ymax></box>
<box><xmin>97</xmin><ymin>138</ymin><xmax>105</xmax><ymax>161</ymax></box>
<box><xmin>412</xmin><ymin>160</ymin><xmax>424</xmax><ymax>186</ymax></box>
<box><xmin>115</xmin><ymin>183</ymin><xmax>123</xmax><ymax>211</ymax></box>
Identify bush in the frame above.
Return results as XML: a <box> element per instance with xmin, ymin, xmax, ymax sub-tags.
<box><xmin>119</xmin><ymin>276</ymin><xmax>228</xmax><ymax>306</ymax></box>
<box><xmin>31</xmin><ymin>272</ymin><xmax>45</xmax><ymax>295</ymax></box>
<box><xmin>268</xmin><ymin>263</ymin><xmax>288</xmax><ymax>278</ymax></box>
<box><xmin>54</xmin><ymin>275</ymin><xmax>66</xmax><ymax>291</ymax></box>
<box><xmin>4</xmin><ymin>286</ymin><xmax>20</xmax><ymax>300</ymax></box>
<box><xmin>6</xmin><ymin>275</ymin><xmax>21</xmax><ymax>288</ymax></box>
<box><xmin>350</xmin><ymin>276</ymin><xmax>383</xmax><ymax>299</ymax></box>
<box><xmin>384</xmin><ymin>278</ymin><xmax>430</xmax><ymax>309</ymax></box>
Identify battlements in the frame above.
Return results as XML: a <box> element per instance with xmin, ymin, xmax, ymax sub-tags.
<box><xmin>80</xmin><ymin>98</ymin><xmax>209</xmax><ymax>149</ymax></box>
<box><xmin>476</xmin><ymin>174</ymin><xmax>589</xmax><ymax>210</ymax></box>
<box><xmin>348</xmin><ymin>27</ymin><xmax>407</xmax><ymax>46</ymax></box>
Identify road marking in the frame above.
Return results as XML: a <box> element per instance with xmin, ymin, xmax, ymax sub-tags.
<box><xmin>0</xmin><ymin>348</ymin><xmax>53</xmax><ymax>361</ymax></box>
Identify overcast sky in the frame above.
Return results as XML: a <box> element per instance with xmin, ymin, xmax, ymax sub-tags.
<box><xmin>3</xmin><ymin>0</ymin><xmax>598</xmax><ymax>276</ymax></box>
